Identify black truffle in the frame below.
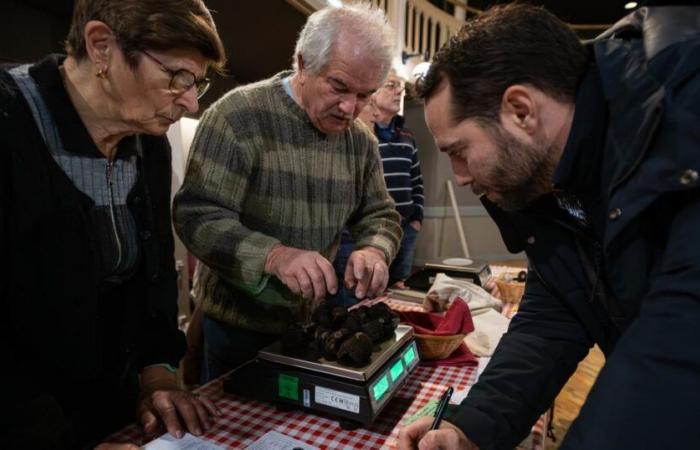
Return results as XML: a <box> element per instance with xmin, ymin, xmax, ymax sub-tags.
<box><xmin>361</xmin><ymin>320</ymin><xmax>385</xmax><ymax>343</ymax></box>
<box><xmin>350</xmin><ymin>305</ymin><xmax>370</xmax><ymax>323</ymax></box>
<box><xmin>307</xmin><ymin>340</ymin><xmax>323</xmax><ymax>361</ymax></box>
<box><xmin>341</xmin><ymin>315</ymin><xmax>361</xmax><ymax>333</ymax></box>
<box><xmin>312</xmin><ymin>303</ymin><xmax>333</xmax><ymax>328</ymax></box>
<box><xmin>330</xmin><ymin>306</ymin><xmax>348</xmax><ymax>328</ymax></box>
<box><xmin>337</xmin><ymin>332</ymin><xmax>373</xmax><ymax>365</ymax></box>
<box><xmin>332</xmin><ymin>328</ymin><xmax>353</xmax><ymax>342</ymax></box>
<box><xmin>314</xmin><ymin>327</ymin><xmax>332</xmax><ymax>343</ymax></box>
<box><xmin>322</xmin><ymin>333</ymin><xmax>341</xmax><ymax>360</ymax></box>
<box><xmin>367</xmin><ymin>302</ymin><xmax>393</xmax><ymax>320</ymax></box>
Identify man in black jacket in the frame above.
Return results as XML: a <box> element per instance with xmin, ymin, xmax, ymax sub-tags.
<box><xmin>399</xmin><ymin>3</ymin><xmax>700</xmax><ymax>450</ymax></box>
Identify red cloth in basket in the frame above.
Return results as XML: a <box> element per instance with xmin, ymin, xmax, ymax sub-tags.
<box><xmin>397</xmin><ymin>297</ymin><xmax>474</xmax><ymax>335</ymax></box>
<box><xmin>394</xmin><ymin>298</ymin><xmax>477</xmax><ymax>366</ymax></box>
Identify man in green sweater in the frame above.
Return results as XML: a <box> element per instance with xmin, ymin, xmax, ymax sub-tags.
<box><xmin>174</xmin><ymin>3</ymin><xmax>402</xmax><ymax>381</ymax></box>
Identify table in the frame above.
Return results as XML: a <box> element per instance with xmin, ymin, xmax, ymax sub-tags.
<box><xmin>108</xmin><ymin>298</ymin><xmax>547</xmax><ymax>449</ymax></box>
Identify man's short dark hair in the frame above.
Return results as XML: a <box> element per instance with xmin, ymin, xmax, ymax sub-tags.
<box><xmin>419</xmin><ymin>3</ymin><xmax>589</xmax><ymax>124</ymax></box>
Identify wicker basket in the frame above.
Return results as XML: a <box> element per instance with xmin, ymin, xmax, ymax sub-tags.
<box><xmin>495</xmin><ymin>279</ymin><xmax>526</xmax><ymax>304</ymax></box>
<box><xmin>414</xmin><ymin>333</ymin><xmax>466</xmax><ymax>360</ymax></box>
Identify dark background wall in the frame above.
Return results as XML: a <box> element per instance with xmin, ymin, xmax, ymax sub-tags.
<box><xmin>0</xmin><ymin>0</ymin><xmax>307</xmax><ymax>114</ymax></box>
<box><xmin>0</xmin><ymin>0</ymin><xmax>636</xmax><ymax>263</ymax></box>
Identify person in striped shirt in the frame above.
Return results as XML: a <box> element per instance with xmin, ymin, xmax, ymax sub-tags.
<box><xmin>332</xmin><ymin>69</ymin><xmax>424</xmax><ymax>305</ymax></box>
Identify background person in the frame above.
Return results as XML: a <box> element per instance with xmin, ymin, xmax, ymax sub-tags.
<box><xmin>331</xmin><ymin>69</ymin><xmax>424</xmax><ymax>307</ymax></box>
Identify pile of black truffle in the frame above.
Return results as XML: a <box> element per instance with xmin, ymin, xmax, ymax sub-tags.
<box><xmin>281</xmin><ymin>302</ymin><xmax>400</xmax><ymax>366</ymax></box>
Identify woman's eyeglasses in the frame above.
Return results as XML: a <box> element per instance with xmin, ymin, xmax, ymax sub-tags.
<box><xmin>141</xmin><ymin>50</ymin><xmax>211</xmax><ymax>99</ymax></box>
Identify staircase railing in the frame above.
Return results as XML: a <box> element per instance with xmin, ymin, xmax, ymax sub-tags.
<box><xmin>400</xmin><ymin>0</ymin><xmax>462</xmax><ymax>62</ymax></box>
<box><xmin>368</xmin><ymin>0</ymin><xmax>463</xmax><ymax>74</ymax></box>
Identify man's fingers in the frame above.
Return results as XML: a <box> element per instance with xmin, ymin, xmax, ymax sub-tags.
<box><xmin>397</xmin><ymin>417</ymin><xmax>432</xmax><ymax>449</ymax></box>
<box><xmin>367</xmin><ymin>261</ymin><xmax>388</xmax><ymax>297</ymax></box>
<box><xmin>344</xmin><ymin>259</ymin><xmax>356</xmax><ymax>289</ymax></box>
<box><xmin>282</xmin><ymin>272</ymin><xmax>302</xmax><ymax>296</ymax></box>
<box><xmin>418</xmin><ymin>429</ymin><xmax>459</xmax><ymax>450</ymax></box>
<box><xmin>353</xmin><ymin>253</ymin><xmax>369</xmax><ymax>282</ymax></box>
<box><xmin>353</xmin><ymin>256</ymin><xmax>373</xmax><ymax>298</ymax></box>
<box><xmin>295</xmin><ymin>269</ymin><xmax>314</xmax><ymax>299</ymax></box>
<box><xmin>306</xmin><ymin>265</ymin><xmax>329</xmax><ymax>301</ymax></box>
<box><xmin>315</xmin><ymin>255</ymin><xmax>338</xmax><ymax>296</ymax></box>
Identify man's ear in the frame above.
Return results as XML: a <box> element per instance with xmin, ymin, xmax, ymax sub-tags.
<box><xmin>296</xmin><ymin>54</ymin><xmax>307</xmax><ymax>85</ymax></box>
<box><xmin>500</xmin><ymin>85</ymin><xmax>538</xmax><ymax>136</ymax></box>
<box><xmin>83</xmin><ymin>20</ymin><xmax>116</xmax><ymax>74</ymax></box>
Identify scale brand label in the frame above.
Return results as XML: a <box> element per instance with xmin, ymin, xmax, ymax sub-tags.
<box><xmin>314</xmin><ymin>386</ymin><xmax>360</xmax><ymax>413</ymax></box>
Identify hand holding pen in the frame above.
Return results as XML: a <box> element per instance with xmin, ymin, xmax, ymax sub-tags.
<box><xmin>397</xmin><ymin>385</ymin><xmax>478</xmax><ymax>450</ymax></box>
<box><xmin>431</xmin><ymin>386</ymin><xmax>454</xmax><ymax>430</ymax></box>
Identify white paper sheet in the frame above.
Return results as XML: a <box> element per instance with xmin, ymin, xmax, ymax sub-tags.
<box><xmin>245</xmin><ymin>430</ymin><xmax>319</xmax><ymax>450</ymax></box>
<box><xmin>143</xmin><ymin>432</ymin><xmax>225</xmax><ymax>450</ymax></box>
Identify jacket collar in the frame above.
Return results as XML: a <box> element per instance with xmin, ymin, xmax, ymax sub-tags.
<box><xmin>553</xmin><ymin>66</ymin><xmax>607</xmax><ymax>205</ymax></box>
<box><xmin>595</xmin><ymin>6</ymin><xmax>700</xmax><ymax>61</ymax></box>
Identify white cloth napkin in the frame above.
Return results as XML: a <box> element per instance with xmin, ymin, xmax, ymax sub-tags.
<box><xmin>426</xmin><ymin>273</ymin><xmax>509</xmax><ymax>356</ymax></box>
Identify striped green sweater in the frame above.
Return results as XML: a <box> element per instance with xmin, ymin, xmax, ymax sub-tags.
<box><xmin>174</xmin><ymin>71</ymin><xmax>402</xmax><ymax>333</ymax></box>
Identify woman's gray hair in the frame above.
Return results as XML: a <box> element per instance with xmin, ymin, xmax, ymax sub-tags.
<box><xmin>293</xmin><ymin>2</ymin><xmax>395</xmax><ymax>79</ymax></box>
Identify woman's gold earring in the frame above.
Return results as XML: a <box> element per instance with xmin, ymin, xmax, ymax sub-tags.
<box><xmin>96</xmin><ymin>66</ymin><xmax>107</xmax><ymax>78</ymax></box>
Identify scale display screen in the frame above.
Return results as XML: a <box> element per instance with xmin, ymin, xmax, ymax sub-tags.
<box><xmin>403</xmin><ymin>346</ymin><xmax>416</xmax><ymax>366</ymax></box>
<box><xmin>372</xmin><ymin>375</ymin><xmax>390</xmax><ymax>401</ymax></box>
<box><xmin>390</xmin><ymin>360</ymin><xmax>404</xmax><ymax>382</ymax></box>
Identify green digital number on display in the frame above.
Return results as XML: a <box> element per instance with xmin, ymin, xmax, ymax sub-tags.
<box><xmin>404</xmin><ymin>346</ymin><xmax>416</xmax><ymax>365</ymax></box>
<box><xmin>278</xmin><ymin>374</ymin><xmax>299</xmax><ymax>401</ymax></box>
<box><xmin>390</xmin><ymin>360</ymin><xmax>404</xmax><ymax>382</ymax></box>
<box><xmin>373</xmin><ymin>375</ymin><xmax>389</xmax><ymax>401</ymax></box>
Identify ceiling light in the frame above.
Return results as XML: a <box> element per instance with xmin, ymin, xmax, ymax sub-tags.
<box><xmin>624</xmin><ymin>2</ymin><xmax>638</xmax><ymax>9</ymax></box>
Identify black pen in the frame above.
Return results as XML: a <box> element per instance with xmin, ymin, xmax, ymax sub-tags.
<box><xmin>431</xmin><ymin>386</ymin><xmax>454</xmax><ymax>430</ymax></box>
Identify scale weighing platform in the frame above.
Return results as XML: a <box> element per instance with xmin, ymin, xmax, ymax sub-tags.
<box><xmin>224</xmin><ymin>325</ymin><xmax>419</xmax><ymax>429</ymax></box>
<box><xmin>405</xmin><ymin>257</ymin><xmax>492</xmax><ymax>291</ymax></box>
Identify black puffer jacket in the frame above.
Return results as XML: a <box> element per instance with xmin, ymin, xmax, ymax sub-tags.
<box><xmin>446</xmin><ymin>6</ymin><xmax>700</xmax><ymax>450</ymax></box>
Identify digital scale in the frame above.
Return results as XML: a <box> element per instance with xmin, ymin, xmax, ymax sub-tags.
<box><xmin>224</xmin><ymin>325</ymin><xmax>419</xmax><ymax>429</ymax></box>
<box><xmin>405</xmin><ymin>257</ymin><xmax>492</xmax><ymax>291</ymax></box>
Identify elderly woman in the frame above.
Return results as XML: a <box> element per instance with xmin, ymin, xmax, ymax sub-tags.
<box><xmin>0</xmin><ymin>0</ymin><xmax>225</xmax><ymax>448</ymax></box>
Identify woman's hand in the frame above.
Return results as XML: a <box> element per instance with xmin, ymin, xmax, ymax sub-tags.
<box><xmin>95</xmin><ymin>444</ymin><xmax>140</xmax><ymax>450</ymax></box>
<box><xmin>138</xmin><ymin>366</ymin><xmax>220</xmax><ymax>438</ymax></box>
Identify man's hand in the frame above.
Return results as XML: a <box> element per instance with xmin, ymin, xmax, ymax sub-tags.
<box><xmin>409</xmin><ymin>220</ymin><xmax>422</xmax><ymax>232</ymax></box>
<box><xmin>398</xmin><ymin>417</ymin><xmax>478</xmax><ymax>450</ymax></box>
<box><xmin>265</xmin><ymin>244</ymin><xmax>338</xmax><ymax>301</ymax></box>
<box><xmin>344</xmin><ymin>247</ymin><xmax>388</xmax><ymax>299</ymax></box>
<box><xmin>138</xmin><ymin>366</ymin><xmax>219</xmax><ymax>439</ymax></box>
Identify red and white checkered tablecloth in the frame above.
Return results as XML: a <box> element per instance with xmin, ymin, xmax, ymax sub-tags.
<box><xmin>108</xmin><ymin>297</ymin><xmax>547</xmax><ymax>449</ymax></box>
<box><xmin>107</xmin><ymin>365</ymin><xmax>476</xmax><ymax>449</ymax></box>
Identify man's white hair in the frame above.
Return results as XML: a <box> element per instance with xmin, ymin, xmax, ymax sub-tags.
<box><xmin>293</xmin><ymin>2</ymin><xmax>395</xmax><ymax>80</ymax></box>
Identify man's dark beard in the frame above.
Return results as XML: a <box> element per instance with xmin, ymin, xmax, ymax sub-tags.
<box><xmin>481</xmin><ymin>123</ymin><xmax>557</xmax><ymax>211</ymax></box>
